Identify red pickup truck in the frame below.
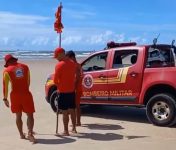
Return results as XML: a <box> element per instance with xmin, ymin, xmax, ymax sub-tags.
<box><xmin>45</xmin><ymin>41</ymin><xmax>176</xmax><ymax>127</ymax></box>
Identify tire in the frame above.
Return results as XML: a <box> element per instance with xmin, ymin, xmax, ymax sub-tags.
<box><xmin>49</xmin><ymin>90</ymin><xmax>59</xmax><ymax>112</ymax></box>
<box><xmin>146</xmin><ymin>93</ymin><xmax>176</xmax><ymax>126</ymax></box>
<box><xmin>46</xmin><ymin>86</ymin><xmax>57</xmax><ymax>103</ymax></box>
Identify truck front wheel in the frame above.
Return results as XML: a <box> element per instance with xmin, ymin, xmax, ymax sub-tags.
<box><xmin>49</xmin><ymin>90</ymin><xmax>59</xmax><ymax>112</ymax></box>
<box><xmin>146</xmin><ymin>93</ymin><xmax>176</xmax><ymax>126</ymax></box>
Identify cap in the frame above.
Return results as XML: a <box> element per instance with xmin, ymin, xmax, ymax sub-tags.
<box><xmin>4</xmin><ymin>54</ymin><xmax>18</xmax><ymax>67</ymax></box>
<box><xmin>53</xmin><ymin>47</ymin><xmax>65</xmax><ymax>58</ymax></box>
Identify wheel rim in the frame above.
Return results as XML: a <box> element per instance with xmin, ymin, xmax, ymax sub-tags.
<box><xmin>54</xmin><ymin>96</ymin><xmax>58</xmax><ymax>108</ymax></box>
<box><xmin>152</xmin><ymin>101</ymin><xmax>170</xmax><ymax>121</ymax></box>
<box><xmin>50</xmin><ymin>91</ymin><xmax>59</xmax><ymax>111</ymax></box>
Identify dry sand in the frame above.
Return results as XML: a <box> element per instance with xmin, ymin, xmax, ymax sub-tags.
<box><xmin>0</xmin><ymin>59</ymin><xmax>176</xmax><ymax>150</ymax></box>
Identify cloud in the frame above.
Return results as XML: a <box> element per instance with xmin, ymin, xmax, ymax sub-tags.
<box><xmin>1</xmin><ymin>37</ymin><xmax>9</xmax><ymax>45</ymax></box>
<box><xmin>116</xmin><ymin>34</ymin><xmax>125</xmax><ymax>42</ymax></box>
<box><xmin>31</xmin><ymin>37</ymin><xmax>50</xmax><ymax>46</ymax></box>
<box><xmin>108</xmin><ymin>22</ymin><xmax>176</xmax><ymax>32</ymax></box>
<box><xmin>64</xmin><ymin>8</ymin><xmax>95</xmax><ymax>20</ymax></box>
<box><xmin>62</xmin><ymin>36</ymin><xmax>82</xmax><ymax>45</ymax></box>
<box><xmin>60</xmin><ymin>29</ymin><xmax>126</xmax><ymax>50</ymax></box>
<box><xmin>60</xmin><ymin>2</ymin><xmax>96</xmax><ymax>20</ymax></box>
<box><xmin>0</xmin><ymin>10</ymin><xmax>174</xmax><ymax>50</ymax></box>
<box><xmin>0</xmin><ymin>11</ymin><xmax>49</xmax><ymax>25</ymax></box>
<box><xmin>88</xmin><ymin>30</ymin><xmax>113</xmax><ymax>44</ymax></box>
<box><xmin>0</xmin><ymin>11</ymin><xmax>54</xmax><ymax>49</ymax></box>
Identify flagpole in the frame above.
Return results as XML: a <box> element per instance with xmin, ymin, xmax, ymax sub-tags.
<box><xmin>59</xmin><ymin>2</ymin><xmax>62</xmax><ymax>48</ymax></box>
<box><xmin>59</xmin><ymin>32</ymin><xmax>61</xmax><ymax>48</ymax></box>
<box><xmin>54</xmin><ymin>1</ymin><xmax>63</xmax><ymax>134</ymax></box>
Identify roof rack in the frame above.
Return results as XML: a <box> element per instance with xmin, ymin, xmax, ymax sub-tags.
<box><xmin>107</xmin><ymin>41</ymin><xmax>137</xmax><ymax>48</ymax></box>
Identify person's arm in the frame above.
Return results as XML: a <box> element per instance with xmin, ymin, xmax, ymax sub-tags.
<box><xmin>3</xmin><ymin>71</ymin><xmax>10</xmax><ymax>107</ymax></box>
<box><xmin>75</xmin><ymin>64</ymin><xmax>81</xmax><ymax>90</ymax></box>
<box><xmin>54</xmin><ymin>63</ymin><xmax>62</xmax><ymax>87</ymax></box>
<box><xmin>27</xmin><ymin>69</ymin><xmax>30</xmax><ymax>87</ymax></box>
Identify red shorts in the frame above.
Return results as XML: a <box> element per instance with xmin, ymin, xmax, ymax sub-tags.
<box><xmin>10</xmin><ymin>91</ymin><xmax>35</xmax><ymax>113</ymax></box>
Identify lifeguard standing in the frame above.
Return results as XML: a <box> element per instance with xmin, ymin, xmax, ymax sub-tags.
<box><xmin>2</xmin><ymin>54</ymin><xmax>36</xmax><ymax>143</ymax></box>
<box><xmin>53</xmin><ymin>48</ymin><xmax>78</xmax><ymax>135</ymax></box>
<box><xmin>66</xmin><ymin>50</ymin><xmax>83</xmax><ymax>126</ymax></box>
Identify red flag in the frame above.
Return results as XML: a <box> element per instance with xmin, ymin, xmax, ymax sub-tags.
<box><xmin>54</xmin><ymin>20</ymin><xmax>63</xmax><ymax>33</ymax></box>
<box><xmin>54</xmin><ymin>4</ymin><xmax>64</xmax><ymax>33</ymax></box>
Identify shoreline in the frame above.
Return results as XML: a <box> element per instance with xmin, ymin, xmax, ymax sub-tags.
<box><xmin>0</xmin><ymin>56</ymin><xmax>87</xmax><ymax>63</ymax></box>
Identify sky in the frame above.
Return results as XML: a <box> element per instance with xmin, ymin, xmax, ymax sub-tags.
<box><xmin>0</xmin><ymin>0</ymin><xmax>176</xmax><ymax>51</ymax></box>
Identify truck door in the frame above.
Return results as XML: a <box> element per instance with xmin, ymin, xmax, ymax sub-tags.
<box><xmin>81</xmin><ymin>51</ymin><xmax>109</xmax><ymax>103</ymax></box>
<box><xmin>107</xmin><ymin>48</ymin><xmax>144</xmax><ymax>104</ymax></box>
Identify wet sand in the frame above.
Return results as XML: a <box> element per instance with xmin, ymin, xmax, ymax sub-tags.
<box><xmin>0</xmin><ymin>59</ymin><xmax>176</xmax><ymax>150</ymax></box>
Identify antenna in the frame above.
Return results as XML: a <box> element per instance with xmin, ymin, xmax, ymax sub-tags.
<box><xmin>171</xmin><ymin>39</ymin><xmax>176</xmax><ymax>55</ymax></box>
<box><xmin>171</xmin><ymin>39</ymin><xmax>175</xmax><ymax>47</ymax></box>
<box><xmin>153</xmin><ymin>33</ymin><xmax>160</xmax><ymax>45</ymax></box>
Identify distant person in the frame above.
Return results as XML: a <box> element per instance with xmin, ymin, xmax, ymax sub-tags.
<box><xmin>53</xmin><ymin>47</ymin><xmax>77</xmax><ymax>135</ymax></box>
<box><xmin>66</xmin><ymin>50</ymin><xmax>83</xmax><ymax>126</ymax></box>
<box><xmin>2</xmin><ymin>54</ymin><xmax>36</xmax><ymax>143</ymax></box>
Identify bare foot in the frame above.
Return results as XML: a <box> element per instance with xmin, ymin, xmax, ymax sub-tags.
<box><xmin>20</xmin><ymin>133</ymin><xmax>26</xmax><ymax>139</ymax></box>
<box><xmin>61</xmin><ymin>132</ymin><xmax>70</xmax><ymax>136</ymax></box>
<box><xmin>27</xmin><ymin>134</ymin><xmax>36</xmax><ymax>144</ymax></box>
<box><xmin>76</xmin><ymin>123</ymin><xmax>81</xmax><ymax>126</ymax></box>
<box><xmin>32</xmin><ymin>131</ymin><xmax>36</xmax><ymax>135</ymax></box>
<box><xmin>71</xmin><ymin>129</ymin><xmax>77</xmax><ymax>134</ymax></box>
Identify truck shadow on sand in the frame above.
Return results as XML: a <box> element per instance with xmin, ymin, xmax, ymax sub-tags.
<box><xmin>81</xmin><ymin>123</ymin><xmax>124</xmax><ymax>130</ymax></box>
<box><xmin>81</xmin><ymin>105</ymin><xmax>149</xmax><ymax>124</ymax></box>
<box><xmin>73</xmin><ymin>132</ymin><xmax>148</xmax><ymax>141</ymax></box>
<box><xmin>74</xmin><ymin>123</ymin><xmax>148</xmax><ymax>141</ymax></box>
<box><xmin>36</xmin><ymin>131</ymin><xmax>148</xmax><ymax>144</ymax></box>
<box><xmin>35</xmin><ymin>123</ymin><xmax>148</xmax><ymax>144</ymax></box>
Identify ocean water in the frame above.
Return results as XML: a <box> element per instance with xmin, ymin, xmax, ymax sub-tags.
<box><xmin>0</xmin><ymin>50</ymin><xmax>93</xmax><ymax>60</ymax></box>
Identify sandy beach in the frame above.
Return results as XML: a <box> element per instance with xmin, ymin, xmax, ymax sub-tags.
<box><xmin>0</xmin><ymin>58</ymin><xmax>176</xmax><ymax>150</ymax></box>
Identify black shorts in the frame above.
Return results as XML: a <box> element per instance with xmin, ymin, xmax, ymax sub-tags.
<box><xmin>58</xmin><ymin>92</ymin><xmax>76</xmax><ymax>110</ymax></box>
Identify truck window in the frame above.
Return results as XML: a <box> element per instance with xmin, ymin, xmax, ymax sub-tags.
<box><xmin>146</xmin><ymin>47</ymin><xmax>175</xmax><ymax>68</ymax></box>
<box><xmin>82</xmin><ymin>52</ymin><xmax>108</xmax><ymax>72</ymax></box>
<box><xmin>112</xmin><ymin>50</ymin><xmax>138</xmax><ymax>68</ymax></box>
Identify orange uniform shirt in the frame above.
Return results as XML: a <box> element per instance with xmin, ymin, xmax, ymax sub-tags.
<box><xmin>3</xmin><ymin>63</ymin><xmax>30</xmax><ymax>98</ymax></box>
<box><xmin>3</xmin><ymin>62</ymin><xmax>35</xmax><ymax>113</ymax></box>
<box><xmin>54</xmin><ymin>58</ymin><xmax>77</xmax><ymax>93</ymax></box>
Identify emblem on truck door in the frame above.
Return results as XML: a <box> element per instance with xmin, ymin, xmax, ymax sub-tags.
<box><xmin>83</xmin><ymin>74</ymin><xmax>93</xmax><ymax>89</ymax></box>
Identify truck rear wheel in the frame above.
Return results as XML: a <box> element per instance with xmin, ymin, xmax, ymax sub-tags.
<box><xmin>146</xmin><ymin>93</ymin><xmax>176</xmax><ymax>126</ymax></box>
